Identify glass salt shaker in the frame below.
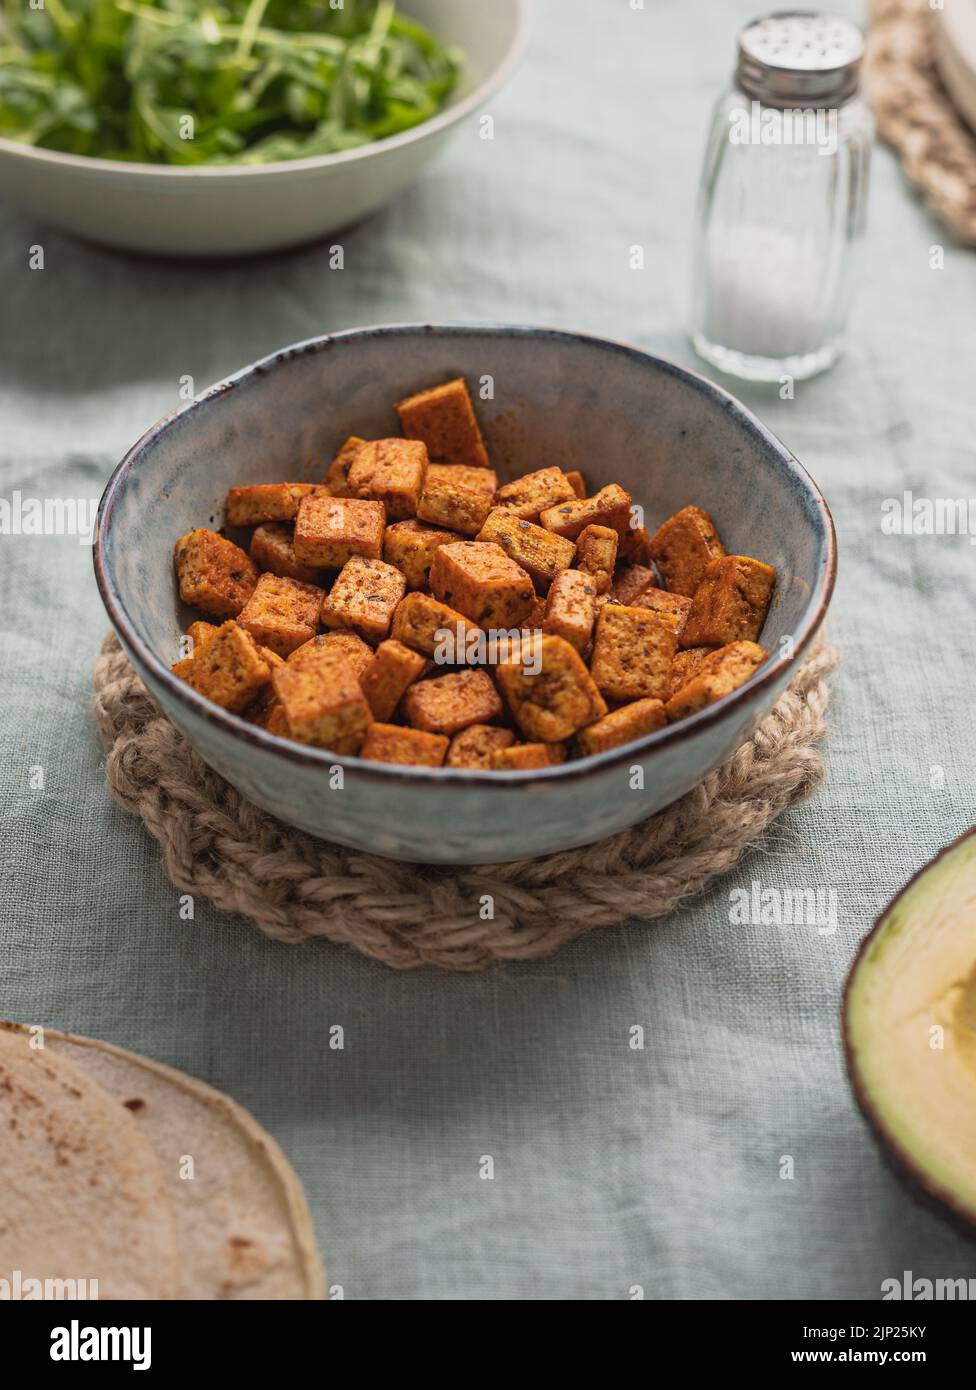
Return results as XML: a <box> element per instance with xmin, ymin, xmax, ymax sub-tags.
<box><xmin>690</xmin><ymin>11</ymin><xmax>874</xmax><ymax>382</ymax></box>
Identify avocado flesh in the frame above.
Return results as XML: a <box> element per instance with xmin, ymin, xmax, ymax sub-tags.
<box><xmin>846</xmin><ymin>832</ymin><xmax>976</xmax><ymax>1225</ymax></box>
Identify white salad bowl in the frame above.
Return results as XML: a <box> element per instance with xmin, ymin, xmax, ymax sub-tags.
<box><xmin>0</xmin><ymin>0</ymin><xmax>526</xmax><ymax>258</ymax></box>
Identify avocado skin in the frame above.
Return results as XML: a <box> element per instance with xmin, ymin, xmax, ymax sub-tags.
<box><xmin>841</xmin><ymin>825</ymin><xmax>976</xmax><ymax>1242</ymax></box>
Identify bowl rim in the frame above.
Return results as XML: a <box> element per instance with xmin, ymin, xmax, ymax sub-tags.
<box><xmin>94</xmin><ymin>321</ymin><xmax>837</xmax><ymax>788</ymax></box>
<box><xmin>0</xmin><ymin>0</ymin><xmax>528</xmax><ymax>181</ymax></box>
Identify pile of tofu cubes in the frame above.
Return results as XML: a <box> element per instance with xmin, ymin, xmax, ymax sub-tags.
<box><xmin>172</xmin><ymin>378</ymin><xmax>776</xmax><ymax>770</ymax></box>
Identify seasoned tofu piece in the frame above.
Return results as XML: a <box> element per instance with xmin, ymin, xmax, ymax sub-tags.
<box><xmin>322</xmin><ymin>436</ymin><xmax>365</xmax><ymax>497</ymax></box>
<box><xmin>612</xmin><ymin>563</ymin><xmax>658</xmax><ymax>606</ymax></box>
<box><xmin>359</xmin><ymin>723</ymin><xmax>449</xmax><ymax>768</ymax></box>
<box><xmin>225</xmin><ymin>483</ymin><xmax>315</xmax><ymax>527</ymax></box>
<box><xmin>538</xmin><ymin>483</ymin><xmax>632</xmax><ymax>542</ymax></box>
<box><xmin>493</xmin><ymin>467</ymin><xmax>576</xmax><ymax>522</ymax></box>
<box><xmin>542</xmin><ymin>569</ymin><xmax>599</xmax><ymax>652</ymax></box>
<box><xmin>589</xmin><ymin>605</ymin><xmax>678</xmax><ymax>702</ymax></box>
<box><xmin>495</xmin><ymin>634</ymin><xmax>607</xmax><ymax>742</ymax></box>
<box><xmin>427</xmin><ymin>463</ymin><xmax>497</xmax><ymax>497</ymax></box>
<box><xmin>287</xmin><ymin>630</ymin><xmax>374</xmax><ymax>679</ymax></box>
<box><xmin>321</xmin><ymin>555</ymin><xmax>406</xmax><ymax>644</ymax></box>
<box><xmin>236</xmin><ymin>572</ymin><xmax>325</xmax><ymax>657</ymax></box>
<box><xmin>382</xmin><ymin>519</ymin><xmax>460</xmax><ymax>590</ymax></box>
<box><xmin>416</xmin><ymin>476</ymin><xmax>493</xmax><ymax>537</ymax></box>
<box><xmin>681</xmin><ymin>555</ymin><xmax>776</xmax><ymax>647</ymax></box>
<box><xmin>180</xmin><ymin>621</ymin><xmax>271</xmax><ymax>713</ymax></box>
<box><xmin>346</xmin><ymin>438</ymin><xmax>428</xmax><ymax>521</ymax></box>
<box><xmin>395</xmin><ymin>377</ymin><xmax>490</xmax><ymax>469</ymax></box>
<box><xmin>565</xmin><ymin>470</ymin><xmax>586</xmax><ymax>499</ymax></box>
<box><xmin>476</xmin><ymin>508</ymin><xmax>576</xmax><ymax>592</ymax></box>
<box><xmin>649</xmin><ymin>505</ymin><xmax>725</xmax><ymax>597</ymax></box>
<box><xmin>665</xmin><ymin>645</ymin><xmax>718</xmax><ymax>700</ymax></box>
<box><xmin>403</xmin><ymin>669</ymin><xmax>503</xmax><ymax>736</ymax></box>
<box><xmin>174</xmin><ymin>528</ymin><xmax>259</xmax><ymax>618</ymax></box>
<box><xmin>574</xmin><ymin>698</ymin><xmax>667</xmax><ymax>756</ymax></box>
<box><xmin>390</xmin><ymin>592</ymin><xmax>483</xmax><ymax>658</ymax></box>
<box><xmin>523</xmin><ymin>595</ymin><xmax>547</xmax><ymax>630</ymax></box>
<box><xmin>250</xmin><ymin>521</ymin><xmax>325</xmax><ymax>584</ymax></box>
<box><xmin>574</xmin><ymin>524</ymin><xmax>618</xmax><ymax>594</ymax></box>
<box><xmin>271</xmin><ymin>650</ymin><xmax>372</xmax><ymax>753</ymax></box>
<box><xmin>359</xmin><ymin>639</ymin><xmax>428</xmax><ymax>721</ymax></box>
<box><xmin>185</xmin><ymin>620</ymin><xmax>218</xmax><ymax>653</ymax></box>
<box><xmin>446</xmin><ymin>724</ymin><xmax>516</xmax><ymax>769</ymax></box>
<box><xmin>630</xmin><ymin>586</ymin><xmax>693</xmax><ymax>637</ymax></box>
<box><xmin>490</xmin><ymin>742</ymin><xmax>567</xmax><ymax>770</ymax></box>
<box><xmin>665</xmin><ymin>641</ymin><xmax>768</xmax><ymax>722</ymax></box>
<box><xmin>294</xmin><ymin>495</ymin><xmax>386</xmax><ymax>569</ymax></box>
<box><xmin>428</xmin><ymin>541</ymin><xmax>535</xmax><ymax>628</ymax></box>
<box><xmin>617</xmin><ymin>523</ymin><xmax>653</xmax><ymax>566</ymax></box>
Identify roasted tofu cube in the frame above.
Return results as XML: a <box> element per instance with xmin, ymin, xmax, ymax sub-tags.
<box><xmin>250</xmin><ymin>521</ymin><xmax>325</xmax><ymax>584</ymax></box>
<box><xmin>681</xmin><ymin>555</ymin><xmax>776</xmax><ymax>647</ymax></box>
<box><xmin>542</xmin><ymin>569</ymin><xmax>599</xmax><ymax>652</ymax></box>
<box><xmin>287</xmin><ymin>630</ymin><xmax>374</xmax><ymax>679</ymax></box>
<box><xmin>171</xmin><ymin>655</ymin><xmax>196</xmax><ymax>681</ymax></box>
<box><xmin>403</xmin><ymin>669</ymin><xmax>503</xmax><ymax>736</ymax></box>
<box><xmin>346</xmin><ymin>438</ymin><xmax>428</xmax><ymax>521</ymax></box>
<box><xmin>427</xmin><ymin>463</ymin><xmax>497</xmax><ymax>497</ymax></box>
<box><xmin>446</xmin><ymin>724</ymin><xmax>516</xmax><ymax>769</ymax></box>
<box><xmin>649</xmin><ymin>505</ymin><xmax>725</xmax><ymax>597</ymax></box>
<box><xmin>493</xmin><ymin>466</ymin><xmax>576</xmax><ymax>522</ymax></box>
<box><xmin>476</xmin><ymin>508</ymin><xmax>576</xmax><ymax>591</ymax></box>
<box><xmin>495</xmin><ymin>634</ymin><xmax>607</xmax><ymax>742</ymax></box>
<box><xmin>565</xmin><ymin>470</ymin><xmax>586</xmax><ymax>499</ymax></box>
<box><xmin>226</xmin><ymin>483</ymin><xmax>315</xmax><ymax>527</ymax></box>
<box><xmin>524</xmin><ymin>595</ymin><xmax>547</xmax><ymax>630</ymax></box>
<box><xmin>382</xmin><ymin>519</ymin><xmax>460</xmax><ymax>590</ymax></box>
<box><xmin>574</xmin><ymin>698</ymin><xmax>667</xmax><ymax>756</ymax></box>
<box><xmin>589</xmin><ymin>605</ymin><xmax>678</xmax><ymax>702</ymax></box>
<box><xmin>236</xmin><ymin>573</ymin><xmax>325</xmax><ymax>657</ymax></box>
<box><xmin>271</xmin><ymin>649</ymin><xmax>372</xmax><ymax>753</ymax></box>
<box><xmin>321</xmin><ymin>556</ymin><xmax>406</xmax><ymax>644</ymax></box>
<box><xmin>539</xmin><ymin>483</ymin><xmax>632</xmax><ymax>542</ymax></box>
<box><xmin>665</xmin><ymin>641</ymin><xmax>768</xmax><ymax>722</ymax></box>
<box><xmin>574</xmin><ymin>524</ymin><xmax>618</xmax><ymax>594</ymax></box>
<box><xmin>612</xmin><ymin>563</ymin><xmax>658</xmax><ymax>605</ymax></box>
<box><xmin>174</xmin><ymin>528</ymin><xmax>259</xmax><ymax>618</ymax></box>
<box><xmin>428</xmin><ymin>541</ymin><xmax>535</xmax><ymax>628</ymax></box>
<box><xmin>416</xmin><ymin>476</ymin><xmax>492</xmax><ymax>537</ymax></box>
<box><xmin>322</xmin><ymin>436</ymin><xmax>365</xmax><ymax>497</ymax></box>
<box><xmin>665</xmin><ymin>645</ymin><xmax>718</xmax><ymax>699</ymax></box>
<box><xmin>360</xmin><ymin>639</ymin><xmax>428</xmax><ymax>721</ymax></box>
<box><xmin>395</xmin><ymin>377</ymin><xmax>490</xmax><ymax>469</ymax></box>
<box><xmin>265</xmin><ymin>704</ymin><xmax>293</xmax><ymax>739</ymax></box>
<box><xmin>630</xmin><ymin>586</ymin><xmax>693</xmax><ymax>637</ymax></box>
<box><xmin>185</xmin><ymin>620</ymin><xmax>218</xmax><ymax>653</ymax></box>
<box><xmin>490</xmin><ymin>742</ymin><xmax>567</xmax><ymax>770</ymax></box>
<box><xmin>182</xmin><ymin>621</ymin><xmax>271</xmax><ymax>713</ymax></box>
<box><xmin>294</xmin><ymin>495</ymin><xmax>385</xmax><ymax>569</ymax></box>
<box><xmin>618</xmin><ymin>523</ymin><xmax>653</xmax><ymax>566</ymax></box>
<box><xmin>359</xmin><ymin>723</ymin><xmax>449</xmax><ymax>768</ymax></box>
<box><xmin>390</xmin><ymin>591</ymin><xmax>483</xmax><ymax>658</ymax></box>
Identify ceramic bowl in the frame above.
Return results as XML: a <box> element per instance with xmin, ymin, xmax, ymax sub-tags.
<box><xmin>0</xmin><ymin>0</ymin><xmax>526</xmax><ymax>258</ymax></box>
<box><xmin>94</xmin><ymin>324</ymin><xmax>836</xmax><ymax>865</ymax></box>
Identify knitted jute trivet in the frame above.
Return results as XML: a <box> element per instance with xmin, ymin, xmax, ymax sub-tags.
<box><xmin>93</xmin><ymin>633</ymin><xmax>839</xmax><ymax>972</ymax></box>
<box><xmin>867</xmin><ymin>0</ymin><xmax>976</xmax><ymax>245</ymax></box>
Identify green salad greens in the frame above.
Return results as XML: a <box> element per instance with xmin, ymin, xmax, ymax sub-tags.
<box><xmin>0</xmin><ymin>0</ymin><xmax>461</xmax><ymax>165</ymax></box>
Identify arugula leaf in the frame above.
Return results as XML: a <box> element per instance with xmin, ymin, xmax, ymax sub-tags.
<box><xmin>0</xmin><ymin>0</ymin><xmax>461</xmax><ymax>164</ymax></box>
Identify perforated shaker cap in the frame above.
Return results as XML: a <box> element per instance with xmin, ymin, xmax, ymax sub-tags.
<box><xmin>736</xmin><ymin>11</ymin><xmax>865</xmax><ymax>108</ymax></box>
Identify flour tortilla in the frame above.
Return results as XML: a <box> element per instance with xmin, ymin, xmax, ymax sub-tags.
<box><xmin>0</xmin><ymin>1023</ymin><xmax>325</xmax><ymax>1300</ymax></box>
<box><xmin>0</xmin><ymin>1026</ymin><xmax>180</xmax><ymax>1299</ymax></box>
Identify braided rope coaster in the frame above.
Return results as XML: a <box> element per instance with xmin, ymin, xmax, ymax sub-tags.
<box><xmin>93</xmin><ymin>633</ymin><xmax>839</xmax><ymax>972</ymax></box>
<box><xmin>867</xmin><ymin>0</ymin><xmax>976</xmax><ymax>244</ymax></box>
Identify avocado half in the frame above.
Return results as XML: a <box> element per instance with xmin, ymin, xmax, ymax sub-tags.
<box><xmin>843</xmin><ymin>828</ymin><xmax>976</xmax><ymax>1234</ymax></box>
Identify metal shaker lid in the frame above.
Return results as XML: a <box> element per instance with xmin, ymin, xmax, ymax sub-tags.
<box><xmin>736</xmin><ymin>11</ymin><xmax>865</xmax><ymax>107</ymax></box>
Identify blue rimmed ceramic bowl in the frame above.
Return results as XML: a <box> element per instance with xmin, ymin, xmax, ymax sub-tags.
<box><xmin>94</xmin><ymin>324</ymin><xmax>836</xmax><ymax>865</ymax></box>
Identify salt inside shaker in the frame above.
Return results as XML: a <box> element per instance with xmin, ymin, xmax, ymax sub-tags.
<box><xmin>690</xmin><ymin>11</ymin><xmax>874</xmax><ymax>382</ymax></box>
